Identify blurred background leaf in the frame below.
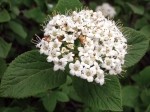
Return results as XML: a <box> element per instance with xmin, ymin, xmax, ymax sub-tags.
<box><xmin>0</xmin><ymin>10</ymin><xmax>10</xmax><ymax>23</ymax></box>
<box><xmin>54</xmin><ymin>0</ymin><xmax>82</xmax><ymax>14</ymax></box>
<box><xmin>122</xmin><ymin>86</ymin><xmax>140</xmax><ymax>108</ymax></box>
<box><xmin>132</xmin><ymin>66</ymin><xmax>150</xmax><ymax>87</ymax></box>
<box><xmin>8</xmin><ymin>21</ymin><xmax>27</xmax><ymax>39</ymax></box>
<box><xmin>24</xmin><ymin>8</ymin><xmax>46</xmax><ymax>23</ymax></box>
<box><xmin>0</xmin><ymin>38</ymin><xmax>12</xmax><ymax>58</ymax></box>
<box><xmin>0</xmin><ymin>58</ymin><xmax>7</xmax><ymax>78</ymax></box>
<box><xmin>126</xmin><ymin>3</ymin><xmax>144</xmax><ymax>15</ymax></box>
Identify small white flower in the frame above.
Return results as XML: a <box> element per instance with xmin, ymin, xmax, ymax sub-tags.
<box><xmin>69</xmin><ymin>60</ymin><xmax>83</xmax><ymax>76</ymax></box>
<box><xmin>53</xmin><ymin>58</ymin><xmax>67</xmax><ymax>71</ymax></box>
<box><xmin>115</xmin><ymin>66</ymin><xmax>122</xmax><ymax>74</ymax></box>
<box><xmin>49</xmin><ymin>39</ymin><xmax>62</xmax><ymax>51</ymax></box>
<box><xmin>39</xmin><ymin>40</ymin><xmax>50</xmax><ymax>55</ymax></box>
<box><xmin>84</xmin><ymin>38</ymin><xmax>94</xmax><ymax>48</ymax></box>
<box><xmin>94</xmin><ymin>45</ymin><xmax>102</xmax><ymax>52</ymax></box>
<box><xmin>95</xmin><ymin>69</ymin><xmax>105</xmax><ymax>85</ymax></box>
<box><xmin>78</xmin><ymin>47</ymin><xmax>93</xmax><ymax>57</ymax></box>
<box><xmin>109</xmin><ymin>69</ymin><xmax>117</xmax><ymax>75</ymax></box>
<box><xmin>95</xmin><ymin>77</ymin><xmax>105</xmax><ymax>85</ymax></box>
<box><xmin>101</xmin><ymin>57</ymin><xmax>113</xmax><ymax>70</ymax></box>
<box><xmin>81</xmin><ymin>67</ymin><xmax>96</xmax><ymax>82</ymax></box>
<box><xmin>47</xmin><ymin>50</ymin><xmax>61</xmax><ymax>62</ymax></box>
<box><xmin>63</xmin><ymin>34</ymin><xmax>76</xmax><ymax>43</ymax></box>
<box><xmin>81</xmin><ymin>56</ymin><xmax>94</xmax><ymax>68</ymax></box>
<box><xmin>106</xmin><ymin>50</ymin><xmax>118</xmax><ymax>57</ymax></box>
<box><xmin>63</xmin><ymin>52</ymin><xmax>74</xmax><ymax>62</ymax></box>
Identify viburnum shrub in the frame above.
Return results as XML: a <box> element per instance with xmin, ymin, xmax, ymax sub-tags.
<box><xmin>0</xmin><ymin>0</ymin><xmax>149</xmax><ymax>111</ymax></box>
<box><xmin>35</xmin><ymin>10</ymin><xmax>127</xmax><ymax>85</ymax></box>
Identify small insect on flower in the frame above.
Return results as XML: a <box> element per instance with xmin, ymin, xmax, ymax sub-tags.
<box><xmin>35</xmin><ymin>9</ymin><xmax>127</xmax><ymax>86</ymax></box>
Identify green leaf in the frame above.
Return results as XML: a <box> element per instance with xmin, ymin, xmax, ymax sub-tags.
<box><xmin>24</xmin><ymin>8</ymin><xmax>46</xmax><ymax>23</ymax></box>
<box><xmin>67</xmin><ymin>86</ymin><xmax>82</xmax><ymax>102</ymax></box>
<box><xmin>1</xmin><ymin>107</ymin><xmax>22</xmax><ymax>112</ymax></box>
<box><xmin>123</xmin><ymin>27</ymin><xmax>149</xmax><ymax>68</ymax></box>
<box><xmin>72</xmin><ymin>76</ymin><xmax>122</xmax><ymax>111</ymax></box>
<box><xmin>0</xmin><ymin>10</ymin><xmax>10</xmax><ymax>23</ymax></box>
<box><xmin>89</xmin><ymin>2</ymin><xmax>97</xmax><ymax>10</ymax></box>
<box><xmin>55</xmin><ymin>91</ymin><xmax>69</xmax><ymax>102</ymax></box>
<box><xmin>146</xmin><ymin>105</ymin><xmax>150</xmax><ymax>112</ymax></box>
<box><xmin>61</xmin><ymin>77</ymin><xmax>82</xmax><ymax>102</ymax></box>
<box><xmin>126</xmin><ymin>3</ymin><xmax>144</xmax><ymax>15</ymax></box>
<box><xmin>22</xmin><ymin>107</ymin><xmax>36</xmax><ymax>112</ymax></box>
<box><xmin>34</xmin><ymin>0</ymin><xmax>44</xmax><ymax>6</ymax></box>
<box><xmin>135</xmin><ymin>18</ymin><xmax>148</xmax><ymax>29</ymax></box>
<box><xmin>0</xmin><ymin>58</ymin><xmax>7</xmax><ymax>78</ymax></box>
<box><xmin>42</xmin><ymin>92</ymin><xmax>57</xmax><ymax>112</ymax></box>
<box><xmin>11</xmin><ymin>7</ymin><xmax>20</xmax><ymax>16</ymax></box>
<box><xmin>83</xmin><ymin>108</ymin><xmax>104</xmax><ymax>112</ymax></box>
<box><xmin>132</xmin><ymin>66</ymin><xmax>150</xmax><ymax>86</ymax></box>
<box><xmin>122</xmin><ymin>86</ymin><xmax>139</xmax><ymax>107</ymax></box>
<box><xmin>22</xmin><ymin>0</ymin><xmax>34</xmax><ymax>7</ymax></box>
<box><xmin>0</xmin><ymin>50</ymin><xmax>67</xmax><ymax>98</ymax></box>
<box><xmin>114</xmin><ymin>0</ymin><xmax>125</xmax><ymax>6</ymax></box>
<box><xmin>0</xmin><ymin>38</ymin><xmax>12</xmax><ymax>58</ymax></box>
<box><xmin>142</xmin><ymin>14</ymin><xmax>149</xmax><ymax>20</ymax></box>
<box><xmin>8</xmin><ymin>21</ymin><xmax>27</xmax><ymax>39</ymax></box>
<box><xmin>140</xmin><ymin>25</ymin><xmax>150</xmax><ymax>38</ymax></box>
<box><xmin>140</xmin><ymin>89</ymin><xmax>150</xmax><ymax>106</ymax></box>
<box><xmin>34</xmin><ymin>0</ymin><xmax>46</xmax><ymax>10</ymax></box>
<box><xmin>54</xmin><ymin>0</ymin><xmax>82</xmax><ymax>14</ymax></box>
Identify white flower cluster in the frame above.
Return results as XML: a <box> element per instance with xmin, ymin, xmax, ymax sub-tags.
<box><xmin>36</xmin><ymin>10</ymin><xmax>127</xmax><ymax>85</ymax></box>
<box><xmin>96</xmin><ymin>3</ymin><xmax>116</xmax><ymax>18</ymax></box>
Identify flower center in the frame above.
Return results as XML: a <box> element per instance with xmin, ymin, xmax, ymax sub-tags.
<box><xmin>86</xmin><ymin>71</ymin><xmax>91</xmax><ymax>76</ymax></box>
<box><xmin>74</xmin><ymin>66</ymin><xmax>79</xmax><ymax>71</ymax></box>
<box><xmin>58</xmin><ymin>61</ymin><xmax>62</xmax><ymax>65</ymax></box>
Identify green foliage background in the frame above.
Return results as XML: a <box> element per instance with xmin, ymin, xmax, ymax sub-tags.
<box><xmin>0</xmin><ymin>0</ymin><xmax>150</xmax><ymax>112</ymax></box>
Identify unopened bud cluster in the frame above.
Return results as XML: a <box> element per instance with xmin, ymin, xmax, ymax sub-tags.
<box><xmin>36</xmin><ymin>10</ymin><xmax>127</xmax><ymax>85</ymax></box>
